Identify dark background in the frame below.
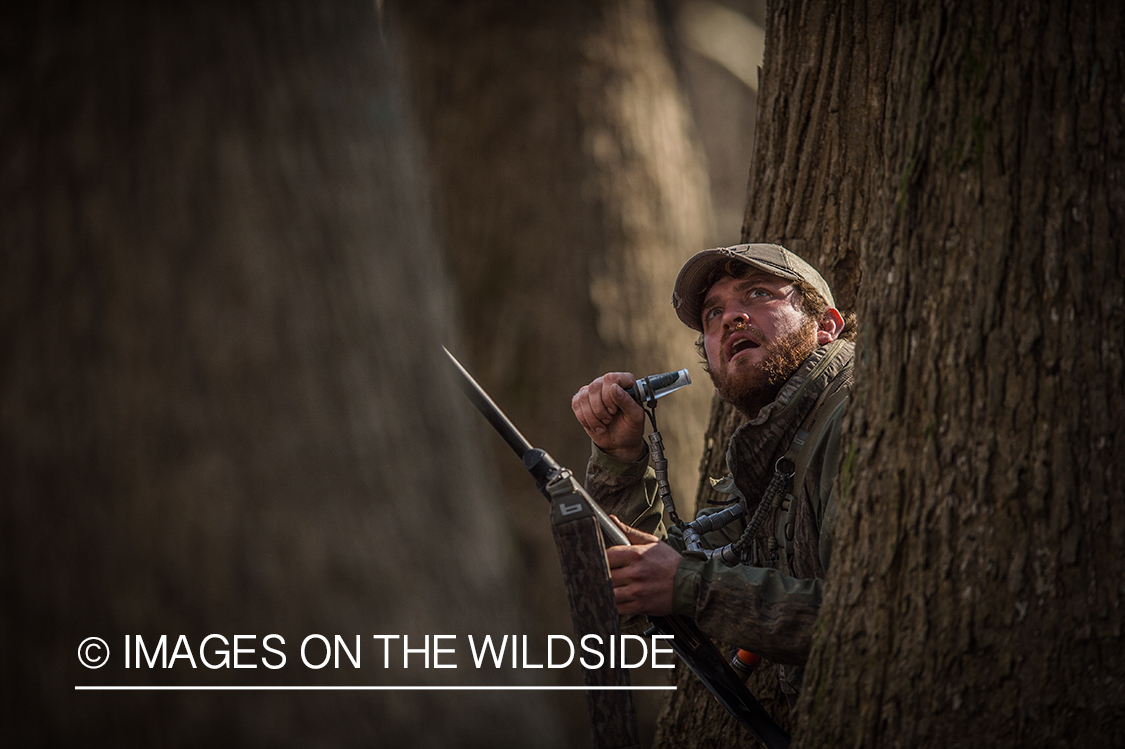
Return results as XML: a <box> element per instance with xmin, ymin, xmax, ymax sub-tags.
<box><xmin>1</xmin><ymin>1</ymin><xmax>764</xmax><ymax>746</ymax></box>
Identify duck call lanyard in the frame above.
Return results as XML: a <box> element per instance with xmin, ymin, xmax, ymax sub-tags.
<box><xmin>640</xmin><ymin>383</ymin><xmax>796</xmax><ymax>567</ymax></box>
<box><xmin>639</xmin><ymin>389</ymin><xmax>687</xmax><ymax>529</ymax></box>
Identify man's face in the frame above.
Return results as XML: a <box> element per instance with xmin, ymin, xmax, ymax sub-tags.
<box><xmin>700</xmin><ymin>272</ymin><xmax>820</xmax><ymax>414</ymax></box>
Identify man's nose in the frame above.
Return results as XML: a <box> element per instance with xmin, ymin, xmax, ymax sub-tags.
<box><xmin>723</xmin><ymin>307</ymin><xmax>750</xmax><ymax>330</ymax></box>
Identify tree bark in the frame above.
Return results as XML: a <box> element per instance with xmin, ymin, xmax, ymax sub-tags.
<box><xmin>2</xmin><ymin>3</ymin><xmax>558</xmax><ymax>746</ymax></box>
<box><xmin>801</xmin><ymin>2</ymin><xmax>1125</xmax><ymax>746</ymax></box>
<box><xmin>664</xmin><ymin>1</ymin><xmax>1125</xmax><ymax>747</ymax></box>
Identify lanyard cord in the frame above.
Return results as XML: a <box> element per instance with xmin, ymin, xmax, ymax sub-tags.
<box><xmin>642</xmin><ymin>397</ymin><xmax>688</xmax><ymax>530</ymax></box>
<box><xmin>642</xmin><ymin>390</ymin><xmax>793</xmax><ymax>562</ymax></box>
<box><xmin>681</xmin><ymin>461</ymin><xmax>793</xmax><ymax>565</ymax></box>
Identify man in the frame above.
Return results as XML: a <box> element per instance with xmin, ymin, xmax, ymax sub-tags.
<box><xmin>571</xmin><ymin>243</ymin><xmax>855</xmax><ymax>698</ymax></box>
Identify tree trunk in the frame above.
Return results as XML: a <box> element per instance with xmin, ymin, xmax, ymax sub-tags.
<box><xmin>2</xmin><ymin>3</ymin><xmax>558</xmax><ymax>746</ymax></box>
<box><xmin>395</xmin><ymin>2</ymin><xmax>715</xmax><ymax>743</ymax></box>
<box><xmin>664</xmin><ymin>1</ymin><xmax>1125</xmax><ymax>747</ymax></box>
<box><xmin>801</xmin><ymin>2</ymin><xmax>1125</xmax><ymax>746</ymax></box>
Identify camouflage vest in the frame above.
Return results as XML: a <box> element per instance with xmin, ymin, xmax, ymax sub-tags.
<box><xmin>720</xmin><ymin>338</ymin><xmax>853</xmax><ymax>575</ymax></box>
<box><xmin>710</xmin><ymin>339</ymin><xmax>853</xmax><ymax>697</ymax></box>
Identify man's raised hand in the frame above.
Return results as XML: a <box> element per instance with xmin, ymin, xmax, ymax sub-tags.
<box><xmin>572</xmin><ymin>372</ymin><xmax>647</xmax><ymax>462</ymax></box>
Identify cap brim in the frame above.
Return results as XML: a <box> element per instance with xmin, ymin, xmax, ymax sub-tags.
<box><xmin>672</xmin><ymin>249</ymin><xmax>801</xmax><ymax>332</ymax></box>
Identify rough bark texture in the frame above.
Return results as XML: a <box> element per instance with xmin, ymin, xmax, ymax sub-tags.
<box><xmin>395</xmin><ymin>2</ymin><xmax>715</xmax><ymax>743</ymax></box>
<box><xmin>2</xmin><ymin>3</ymin><xmax>559</xmax><ymax>746</ymax></box>
<box><xmin>661</xmin><ymin>1</ymin><xmax>1124</xmax><ymax>748</ymax></box>
<box><xmin>801</xmin><ymin>2</ymin><xmax>1125</xmax><ymax>747</ymax></box>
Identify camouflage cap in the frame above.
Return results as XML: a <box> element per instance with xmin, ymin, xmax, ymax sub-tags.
<box><xmin>671</xmin><ymin>243</ymin><xmax>836</xmax><ymax>332</ymax></box>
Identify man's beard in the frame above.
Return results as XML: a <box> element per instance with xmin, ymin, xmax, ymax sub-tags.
<box><xmin>709</xmin><ymin>317</ymin><xmax>819</xmax><ymax>418</ymax></box>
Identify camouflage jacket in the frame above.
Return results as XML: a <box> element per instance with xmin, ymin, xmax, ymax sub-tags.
<box><xmin>585</xmin><ymin>340</ymin><xmax>854</xmax><ymax>669</ymax></box>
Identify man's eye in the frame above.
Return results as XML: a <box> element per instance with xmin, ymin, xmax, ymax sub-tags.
<box><xmin>704</xmin><ymin>307</ymin><xmax>722</xmax><ymax>321</ymax></box>
<box><xmin>749</xmin><ymin>287</ymin><xmax>770</xmax><ymax>298</ymax></box>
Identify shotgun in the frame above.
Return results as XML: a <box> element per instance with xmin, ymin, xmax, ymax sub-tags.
<box><xmin>443</xmin><ymin>347</ymin><xmax>789</xmax><ymax>749</ymax></box>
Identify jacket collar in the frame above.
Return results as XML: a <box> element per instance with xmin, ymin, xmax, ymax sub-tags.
<box><xmin>725</xmin><ymin>340</ymin><xmax>855</xmax><ymax>502</ymax></box>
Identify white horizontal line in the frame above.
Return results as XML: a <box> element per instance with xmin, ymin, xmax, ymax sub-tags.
<box><xmin>75</xmin><ymin>685</ymin><xmax>676</xmax><ymax>692</ymax></box>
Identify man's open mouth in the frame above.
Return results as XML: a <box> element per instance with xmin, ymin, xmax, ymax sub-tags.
<box><xmin>728</xmin><ymin>337</ymin><xmax>760</xmax><ymax>359</ymax></box>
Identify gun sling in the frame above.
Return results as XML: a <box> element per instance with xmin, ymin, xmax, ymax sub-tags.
<box><xmin>443</xmin><ymin>347</ymin><xmax>789</xmax><ymax>749</ymax></box>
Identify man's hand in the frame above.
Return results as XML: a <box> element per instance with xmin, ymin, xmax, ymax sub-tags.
<box><xmin>606</xmin><ymin>517</ymin><xmax>680</xmax><ymax>617</ymax></box>
<box><xmin>571</xmin><ymin>372</ymin><xmax>647</xmax><ymax>461</ymax></box>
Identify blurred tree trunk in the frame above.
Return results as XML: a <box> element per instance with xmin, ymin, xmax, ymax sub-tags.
<box><xmin>395</xmin><ymin>1</ymin><xmax>715</xmax><ymax>742</ymax></box>
<box><xmin>1</xmin><ymin>3</ymin><xmax>559</xmax><ymax>747</ymax></box>
<box><xmin>661</xmin><ymin>1</ymin><xmax>1125</xmax><ymax>747</ymax></box>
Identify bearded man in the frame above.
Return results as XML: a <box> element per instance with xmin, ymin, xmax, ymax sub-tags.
<box><xmin>572</xmin><ymin>243</ymin><xmax>855</xmax><ymax>701</ymax></box>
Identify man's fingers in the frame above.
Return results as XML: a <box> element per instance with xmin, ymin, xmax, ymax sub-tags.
<box><xmin>605</xmin><ymin>543</ymin><xmax>638</xmax><ymax>573</ymax></box>
<box><xmin>571</xmin><ymin>377</ymin><xmax>616</xmax><ymax>433</ymax></box>
<box><xmin>585</xmin><ymin>378</ymin><xmax>615</xmax><ymax>425</ymax></box>
<box><xmin>574</xmin><ymin>395</ymin><xmax>605</xmax><ymax>436</ymax></box>
<box><xmin>609</xmin><ymin>384</ymin><xmax>631</xmax><ymax>415</ymax></box>
<box><xmin>600</xmin><ymin>373</ymin><xmax>631</xmax><ymax>416</ymax></box>
<box><xmin>610</xmin><ymin>515</ymin><xmax>659</xmax><ymax>545</ymax></box>
<box><xmin>572</xmin><ymin>384</ymin><xmax>612</xmax><ymax>437</ymax></box>
<box><xmin>613</xmin><ymin>586</ymin><xmax>636</xmax><ymax>611</ymax></box>
<box><xmin>605</xmin><ymin>517</ymin><xmax>679</xmax><ymax>617</ymax></box>
<box><xmin>571</xmin><ymin>373</ymin><xmax>646</xmax><ymax>461</ymax></box>
<box><xmin>605</xmin><ymin>379</ymin><xmax>634</xmax><ymax>413</ymax></box>
<box><xmin>604</xmin><ymin>371</ymin><xmax>637</xmax><ymax>391</ymax></box>
<box><xmin>612</xmin><ymin>580</ymin><xmax>658</xmax><ymax>617</ymax></box>
<box><xmin>603</xmin><ymin>373</ymin><xmax>640</xmax><ymax>416</ymax></box>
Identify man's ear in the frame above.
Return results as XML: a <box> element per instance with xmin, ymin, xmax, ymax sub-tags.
<box><xmin>816</xmin><ymin>308</ymin><xmax>845</xmax><ymax>344</ymax></box>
